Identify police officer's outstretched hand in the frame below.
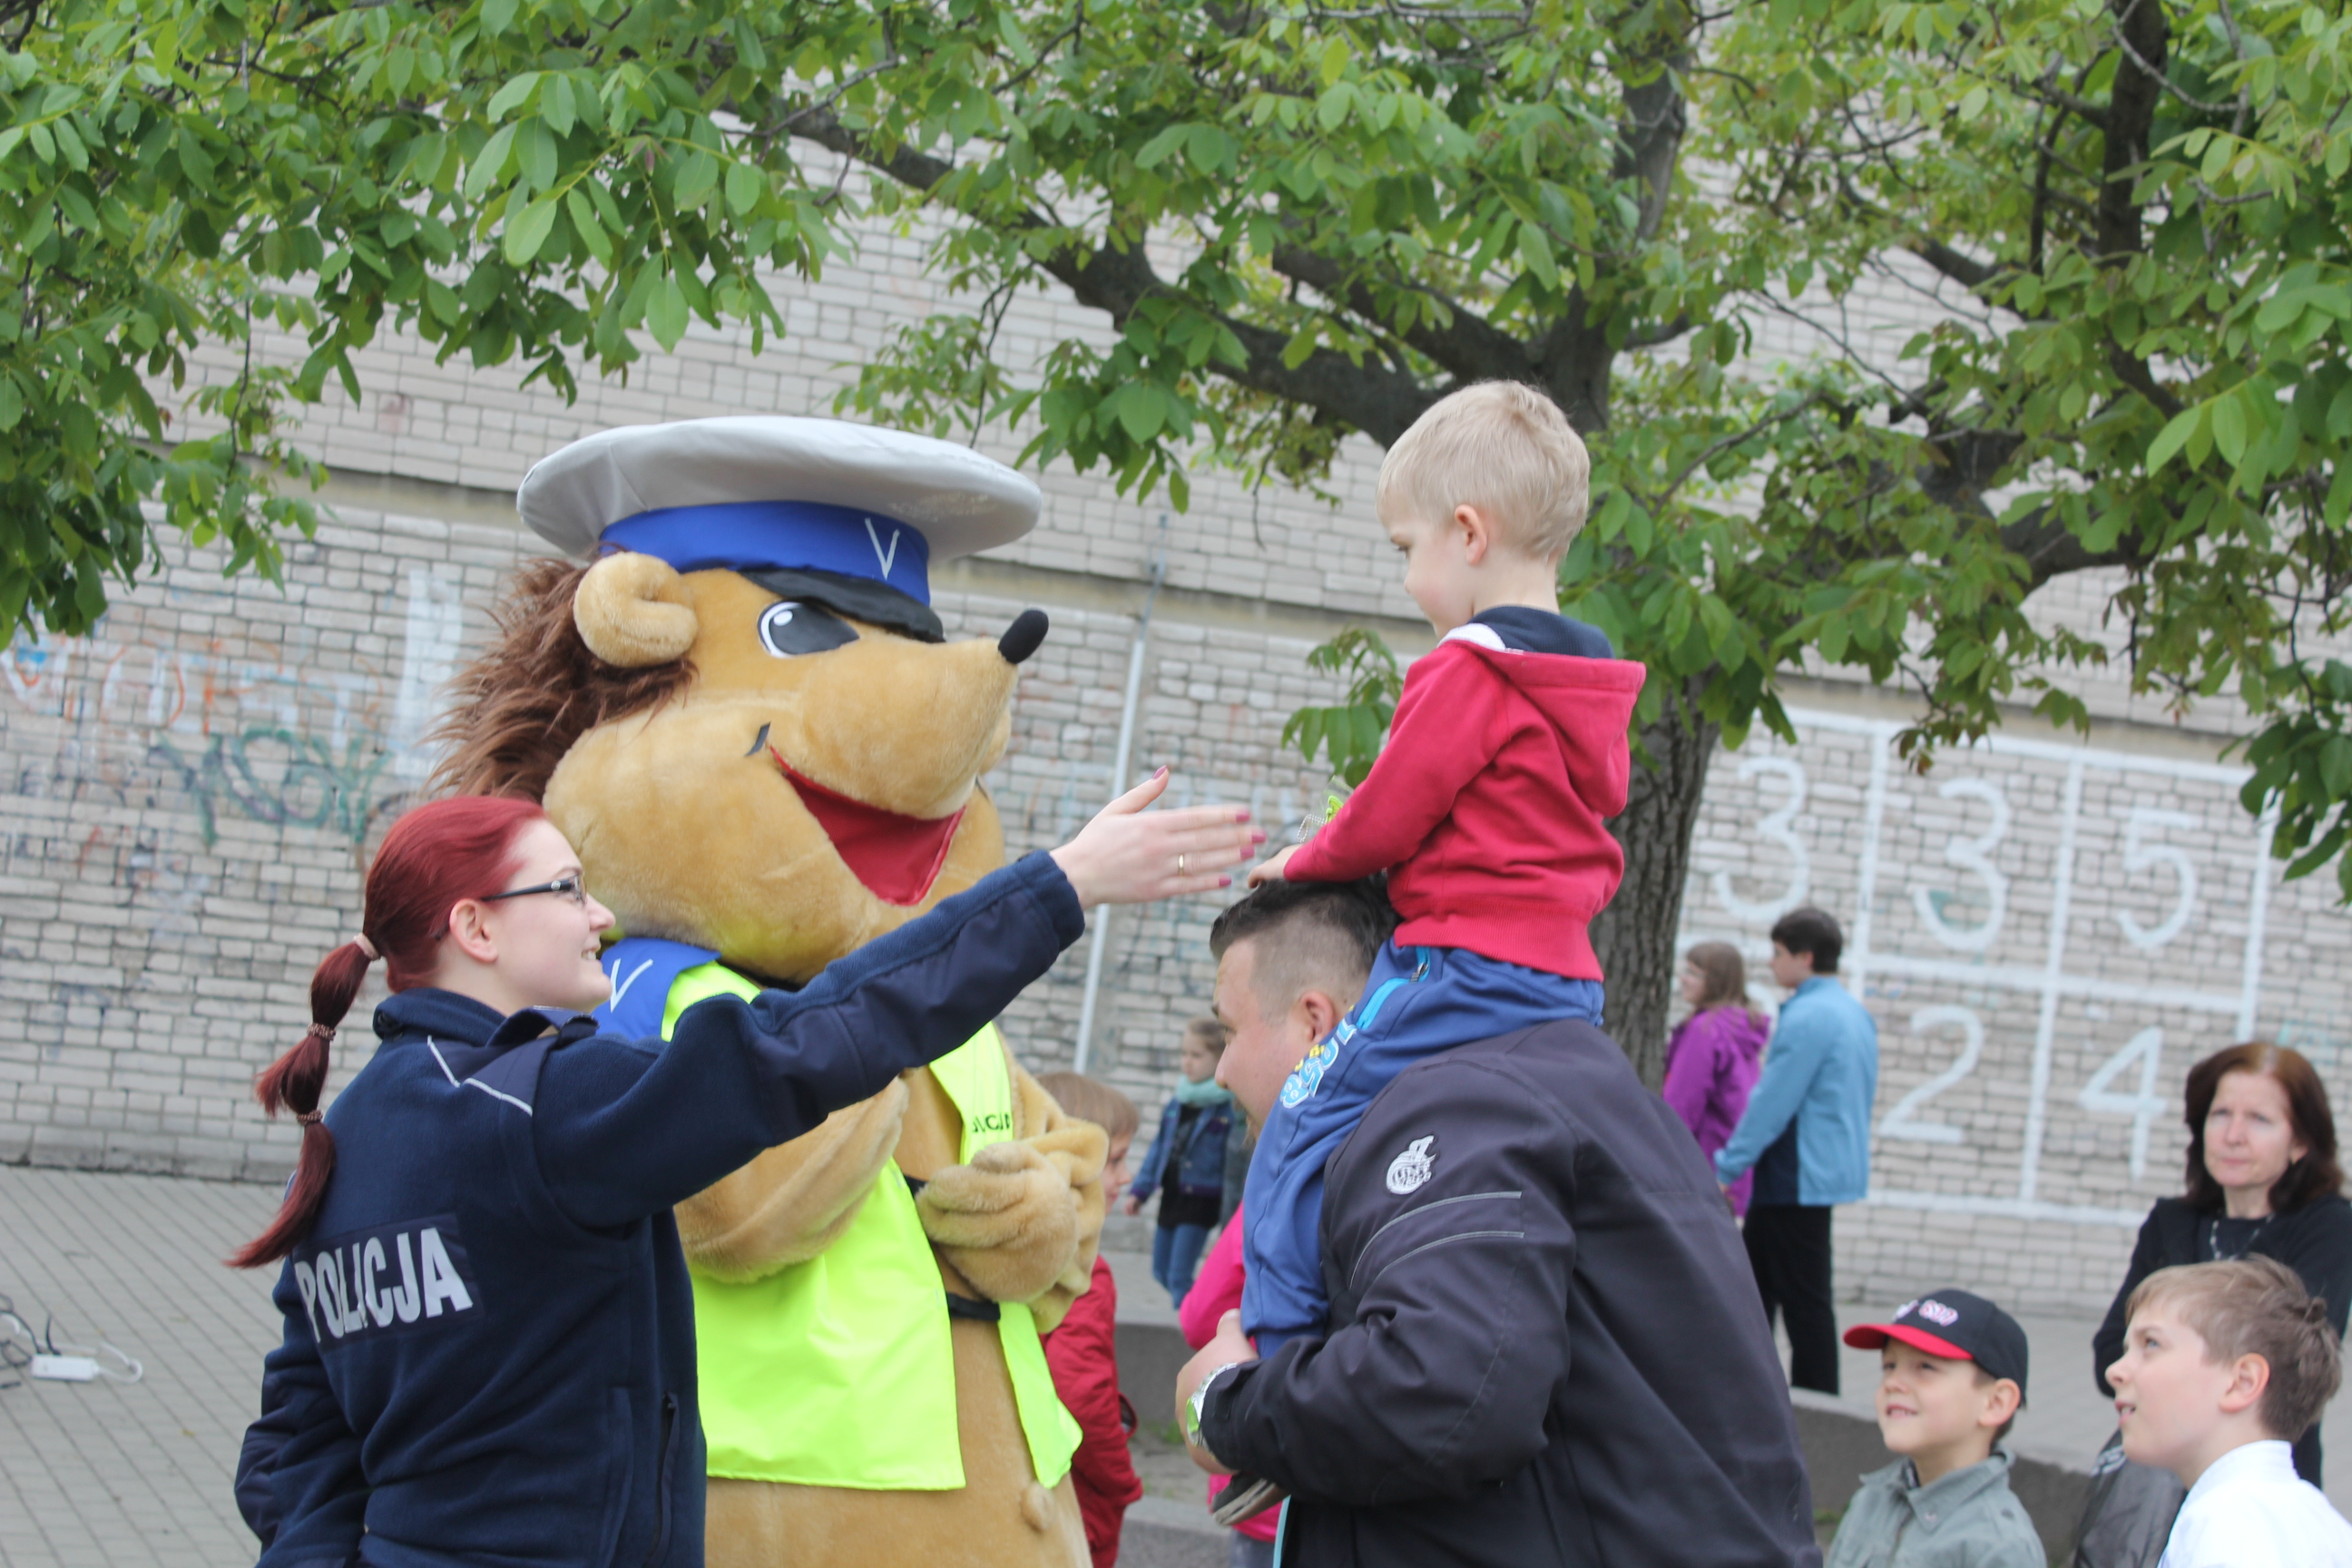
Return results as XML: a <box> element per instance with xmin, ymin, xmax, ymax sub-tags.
<box><xmin>1050</xmin><ymin>768</ymin><xmax>1261</xmax><ymax>909</ymax></box>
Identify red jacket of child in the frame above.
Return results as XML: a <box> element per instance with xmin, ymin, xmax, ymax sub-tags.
<box><xmin>1285</xmin><ymin>627</ymin><xmax>1646</xmax><ymax>979</ymax></box>
<box><xmin>1043</xmin><ymin>1255</ymin><xmax>1143</xmax><ymax>1568</ymax></box>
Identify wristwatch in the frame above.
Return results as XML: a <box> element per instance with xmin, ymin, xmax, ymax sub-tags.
<box><xmin>1184</xmin><ymin>1360</ymin><xmax>1245</xmax><ymax>1446</ymax></box>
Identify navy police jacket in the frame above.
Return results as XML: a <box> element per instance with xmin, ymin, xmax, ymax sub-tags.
<box><xmin>1200</xmin><ymin>1019</ymin><xmax>1820</xmax><ymax>1568</ymax></box>
<box><xmin>235</xmin><ymin>852</ymin><xmax>1083</xmax><ymax>1568</ymax></box>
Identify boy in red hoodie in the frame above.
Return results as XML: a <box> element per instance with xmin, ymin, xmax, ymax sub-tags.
<box><xmin>1244</xmin><ymin>382</ymin><xmax>1646</xmax><ymax>1354</ymax></box>
<box><xmin>1035</xmin><ymin>1072</ymin><xmax>1147</xmax><ymax>1568</ymax></box>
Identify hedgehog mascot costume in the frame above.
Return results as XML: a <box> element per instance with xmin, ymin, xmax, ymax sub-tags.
<box><xmin>433</xmin><ymin>416</ymin><xmax>1102</xmax><ymax>1568</ymax></box>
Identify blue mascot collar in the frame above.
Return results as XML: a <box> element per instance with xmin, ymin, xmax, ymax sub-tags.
<box><xmin>601</xmin><ymin>501</ymin><xmax>933</xmax><ymax>604</ymax></box>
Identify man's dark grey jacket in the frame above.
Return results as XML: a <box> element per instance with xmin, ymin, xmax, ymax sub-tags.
<box><xmin>1200</xmin><ymin>1019</ymin><xmax>1821</xmax><ymax>1567</ymax></box>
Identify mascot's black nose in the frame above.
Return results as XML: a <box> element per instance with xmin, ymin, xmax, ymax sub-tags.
<box><xmin>998</xmin><ymin>609</ymin><xmax>1049</xmax><ymax>667</ymax></box>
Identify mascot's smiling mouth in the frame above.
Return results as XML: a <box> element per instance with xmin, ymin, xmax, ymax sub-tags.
<box><xmin>760</xmin><ymin>737</ymin><xmax>966</xmax><ymax>907</ymax></box>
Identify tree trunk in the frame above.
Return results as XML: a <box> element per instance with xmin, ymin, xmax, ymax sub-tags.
<box><xmin>1591</xmin><ymin>675</ymin><xmax>1720</xmax><ymax>1090</ymax></box>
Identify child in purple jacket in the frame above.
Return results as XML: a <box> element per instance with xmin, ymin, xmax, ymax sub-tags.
<box><xmin>1663</xmin><ymin>942</ymin><xmax>1771</xmax><ymax>1215</ymax></box>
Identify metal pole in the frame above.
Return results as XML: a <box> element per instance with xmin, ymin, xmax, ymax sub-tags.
<box><xmin>1072</xmin><ymin>514</ymin><xmax>1170</xmax><ymax>1074</ymax></box>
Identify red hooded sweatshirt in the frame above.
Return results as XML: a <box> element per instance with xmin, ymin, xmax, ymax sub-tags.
<box><xmin>1285</xmin><ymin>623</ymin><xmax>1646</xmax><ymax>979</ymax></box>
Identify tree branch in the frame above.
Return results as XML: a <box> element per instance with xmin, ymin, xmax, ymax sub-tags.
<box><xmin>2101</xmin><ymin>0</ymin><xmax>2167</xmax><ymax>258</ymax></box>
<box><xmin>789</xmin><ymin>109</ymin><xmax>1445</xmax><ymax>443</ymax></box>
<box><xmin>1266</xmin><ymin>243</ymin><xmax>1530</xmax><ymax>384</ymax></box>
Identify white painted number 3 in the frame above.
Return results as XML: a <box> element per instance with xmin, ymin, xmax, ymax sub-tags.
<box><xmin>1911</xmin><ymin>779</ymin><xmax>2010</xmax><ymax>952</ymax></box>
<box><xmin>1713</xmin><ymin>757</ymin><xmax>1810</xmax><ymax>924</ymax></box>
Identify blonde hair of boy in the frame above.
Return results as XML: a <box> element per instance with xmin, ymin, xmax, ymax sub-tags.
<box><xmin>1034</xmin><ymin>1071</ymin><xmax>1140</xmax><ymax>1145</ymax></box>
<box><xmin>2127</xmin><ymin>1256</ymin><xmax>2344</xmax><ymax>1440</ymax></box>
<box><xmin>1377</xmin><ymin>381</ymin><xmax>1592</xmax><ymax>562</ymax></box>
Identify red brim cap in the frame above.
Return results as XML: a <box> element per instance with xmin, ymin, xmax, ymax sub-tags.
<box><xmin>1843</xmin><ymin>1322</ymin><xmax>1973</xmax><ymax>1360</ymax></box>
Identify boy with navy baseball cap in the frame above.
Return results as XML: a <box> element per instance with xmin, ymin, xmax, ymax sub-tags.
<box><xmin>1826</xmin><ymin>1289</ymin><xmax>2046</xmax><ymax>1568</ymax></box>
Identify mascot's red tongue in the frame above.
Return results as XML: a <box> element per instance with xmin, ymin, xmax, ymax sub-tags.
<box><xmin>770</xmin><ymin>746</ymin><xmax>965</xmax><ymax>906</ymax></box>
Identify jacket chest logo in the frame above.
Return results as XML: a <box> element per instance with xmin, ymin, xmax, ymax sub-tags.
<box><xmin>1386</xmin><ymin>1135</ymin><xmax>1436</xmax><ymax>1195</ymax></box>
<box><xmin>292</xmin><ymin>1215</ymin><xmax>483</xmax><ymax>1347</ymax></box>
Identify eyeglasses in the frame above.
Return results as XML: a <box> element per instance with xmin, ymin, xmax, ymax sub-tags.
<box><xmin>481</xmin><ymin>877</ymin><xmax>591</xmax><ymax>908</ymax></box>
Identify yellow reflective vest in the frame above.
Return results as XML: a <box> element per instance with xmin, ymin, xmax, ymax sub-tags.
<box><xmin>658</xmin><ymin>960</ymin><xmax>1081</xmax><ymax>1489</ymax></box>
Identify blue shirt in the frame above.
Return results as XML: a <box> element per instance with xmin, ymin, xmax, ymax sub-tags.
<box><xmin>1714</xmin><ymin>975</ymin><xmax>1878</xmax><ymax>1207</ymax></box>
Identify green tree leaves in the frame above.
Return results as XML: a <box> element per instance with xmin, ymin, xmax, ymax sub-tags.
<box><xmin>0</xmin><ymin>0</ymin><xmax>866</xmax><ymax>639</ymax></box>
<box><xmin>6</xmin><ymin>0</ymin><xmax>2349</xmax><ymax>899</ymax></box>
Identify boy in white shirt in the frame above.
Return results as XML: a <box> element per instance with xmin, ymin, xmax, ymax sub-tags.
<box><xmin>2107</xmin><ymin>1255</ymin><xmax>2352</xmax><ymax>1568</ymax></box>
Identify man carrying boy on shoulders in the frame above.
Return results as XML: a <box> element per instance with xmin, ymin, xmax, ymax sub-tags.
<box><xmin>1177</xmin><ymin>877</ymin><xmax>1821</xmax><ymax>1567</ymax></box>
<box><xmin>1829</xmin><ymin>1289</ymin><xmax>2046</xmax><ymax>1568</ymax></box>
<box><xmin>2108</xmin><ymin>1256</ymin><xmax>2352</xmax><ymax>1568</ymax></box>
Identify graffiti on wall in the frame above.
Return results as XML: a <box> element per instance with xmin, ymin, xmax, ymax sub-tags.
<box><xmin>3</xmin><ymin>569</ymin><xmax>466</xmax><ymax>846</ymax></box>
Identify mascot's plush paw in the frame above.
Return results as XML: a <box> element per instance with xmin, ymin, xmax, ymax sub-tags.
<box><xmin>1023</xmin><ymin>1120</ymin><xmax>1108</xmax><ymax>1190</ymax></box>
<box><xmin>916</xmin><ymin>1140</ymin><xmax>1082</xmax><ymax>1305</ymax></box>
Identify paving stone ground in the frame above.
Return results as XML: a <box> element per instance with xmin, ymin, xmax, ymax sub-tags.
<box><xmin>0</xmin><ymin>1166</ymin><xmax>278</xmax><ymax>1568</ymax></box>
<box><xmin>8</xmin><ymin>1166</ymin><xmax>2352</xmax><ymax>1568</ymax></box>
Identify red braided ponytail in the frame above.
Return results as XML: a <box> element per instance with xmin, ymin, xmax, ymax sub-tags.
<box><xmin>229</xmin><ymin>797</ymin><xmax>546</xmax><ymax>1268</ymax></box>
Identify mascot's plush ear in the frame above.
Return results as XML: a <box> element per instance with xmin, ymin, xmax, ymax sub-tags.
<box><xmin>575</xmin><ymin>553</ymin><xmax>698</xmax><ymax>667</ymax></box>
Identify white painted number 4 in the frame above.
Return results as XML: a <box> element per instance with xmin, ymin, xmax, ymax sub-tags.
<box><xmin>2078</xmin><ymin>1026</ymin><xmax>2166</xmax><ymax>1181</ymax></box>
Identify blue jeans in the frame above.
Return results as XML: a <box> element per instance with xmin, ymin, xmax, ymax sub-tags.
<box><xmin>1152</xmin><ymin>1220</ymin><xmax>1212</xmax><ymax>1308</ymax></box>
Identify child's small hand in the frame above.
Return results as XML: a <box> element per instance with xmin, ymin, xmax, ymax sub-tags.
<box><xmin>1120</xmin><ymin>1194</ymin><xmax>1142</xmax><ymax>1217</ymax></box>
<box><xmin>1245</xmin><ymin>843</ymin><xmax>1301</xmax><ymax>889</ymax></box>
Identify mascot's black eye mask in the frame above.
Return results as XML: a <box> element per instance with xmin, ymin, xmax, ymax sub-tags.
<box><xmin>742</xmin><ymin>565</ymin><xmax>945</xmax><ymax>643</ymax></box>
<box><xmin>758</xmin><ymin>601</ymin><xmax>859</xmax><ymax>658</ymax></box>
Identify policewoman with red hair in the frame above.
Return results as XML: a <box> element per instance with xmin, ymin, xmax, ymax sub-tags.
<box><xmin>232</xmin><ymin>782</ymin><xmax>1257</xmax><ymax>1568</ymax></box>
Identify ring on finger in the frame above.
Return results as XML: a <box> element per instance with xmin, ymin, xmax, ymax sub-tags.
<box><xmin>1178</xmin><ymin>852</ymin><xmax>1189</xmax><ymax>874</ymax></box>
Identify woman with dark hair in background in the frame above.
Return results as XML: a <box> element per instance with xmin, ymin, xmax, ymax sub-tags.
<box><xmin>2073</xmin><ymin>1043</ymin><xmax>2352</xmax><ymax>1568</ymax></box>
<box><xmin>1661</xmin><ymin>942</ymin><xmax>1771</xmax><ymax>1216</ymax></box>
<box><xmin>230</xmin><ymin>779</ymin><xmax>1258</xmax><ymax>1568</ymax></box>
<box><xmin>2093</xmin><ymin>1042</ymin><xmax>2352</xmax><ymax>1481</ymax></box>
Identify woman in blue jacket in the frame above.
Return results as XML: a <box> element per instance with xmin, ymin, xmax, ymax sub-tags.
<box><xmin>233</xmin><ymin>777</ymin><xmax>1256</xmax><ymax>1568</ymax></box>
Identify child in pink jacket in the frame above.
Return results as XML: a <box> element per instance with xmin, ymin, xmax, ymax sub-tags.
<box><xmin>1662</xmin><ymin>943</ymin><xmax>1770</xmax><ymax>1215</ymax></box>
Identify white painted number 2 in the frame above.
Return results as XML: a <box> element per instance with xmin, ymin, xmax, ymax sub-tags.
<box><xmin>1911</xmin><ymin>779</ymin><xmax>2010</xmax><ymax>952</ymax></box>
<box><xmin>2116</xmin><ymin>808</ymin><xmax>2200</xmax><ymax>951</ymax></box>
<box><xmin>2078</xmin><ymin>1025</ymin><xmax>2167</xmax><ymax>1181</ymax></box>
<box><xmin>1714</xmin><ymin>757</ymin><xmax>1811</xmax><ymax>924</ymax></box>
<box><xmin>1879</xmin><ymin>1006</ymin><xmax>1984</xmax><ymax>1145</ymax></box>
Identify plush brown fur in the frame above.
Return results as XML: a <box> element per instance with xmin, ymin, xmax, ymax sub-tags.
<box><xmin>449</xmin><ymin>550</ymin><xmax>1095</xmax><ymax>1568</ymax></box>
<box><xmin>429</xmin><ymin>558</ymin><xmax>697</xmax><ymax>802</ymax></box>
<box><xmin>573</xmin><ymin>551</ymin><xmax>698</xmax><ymax>668</ymax></box>
<box><xmin>543</xmin><ymin>569</ymin><xmax>1016</xmax><ymax>983</ymax></box>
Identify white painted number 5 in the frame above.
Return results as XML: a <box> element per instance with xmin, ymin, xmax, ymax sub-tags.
<box><xmin>2116</xmin><ymin>808</ymin><xmax>2200</xmax><ymax>951</ymax></box>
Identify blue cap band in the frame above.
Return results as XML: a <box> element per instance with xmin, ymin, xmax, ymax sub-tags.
<box><xmin>600</xmin><ymin>501</ymin><xmax>933</xmax><ymax>603</ymax></box>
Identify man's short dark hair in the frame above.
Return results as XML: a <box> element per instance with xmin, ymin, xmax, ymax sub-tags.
<box><xmin>1209</xmin><ymin>877</ymin><xmax>1396</xmax><ymax>1014</ymax></box>
<box><xmin>1769</xmin><ymin>906</ymin><xmax>1844</xmax><ymax>974</ymax></box>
